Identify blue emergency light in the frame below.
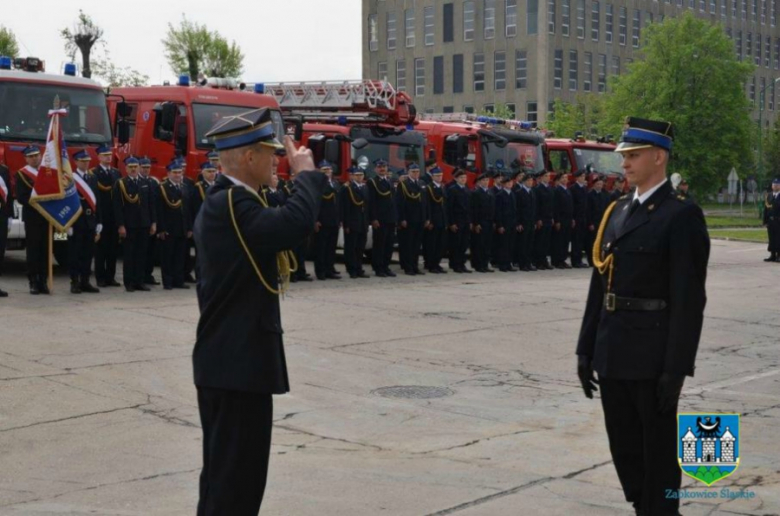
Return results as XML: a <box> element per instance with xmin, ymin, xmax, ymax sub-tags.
<box><xmin>178</xmin><ymin>74</ymin><xmax>190</xmax><ymax>86</ymax></box>
<box><xmin>64</xmin><ymin>63</ymin><xmax>77</xmax><ymax>76</ymax></box>
<box><xmin>254</xmin><ymin>83</ymin><xmax>265</xmax><ymax>94</ymax></box>
<box><xmin>338</xmin><ymin>116</ymin><xmax>348</xmax><ymax>126</ymax></box>
<box><xmin>0</xmin><ymin>56</ymin><xmax>11</xmax><ymax>70</ymax></box>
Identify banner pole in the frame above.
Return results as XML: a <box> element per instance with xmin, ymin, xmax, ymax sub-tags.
<box><xmin>48</xmin><ymin>224</ymin><xmax>53</xmax><ymax>292</ymax></box>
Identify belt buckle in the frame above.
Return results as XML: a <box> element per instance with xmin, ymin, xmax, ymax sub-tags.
<box><xmin>605</xmin><ymin>293</ymin><xmax>616</xmax><ymax>312</ymax></box>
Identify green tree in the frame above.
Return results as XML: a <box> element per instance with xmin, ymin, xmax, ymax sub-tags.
<box><xmin>61</xmin><ymin>11</ymin><xmax>104</xmax><ymax>79</ymax></box>
<box><xmin>92</xmin><ymin>52</ymin><xmax>149</xmax><ymax>87</ymax></box>
<box><xmin>602</xmin><ymin>13</ymin><xmax>755</xmax><ymax>195</ymax></box>
<box><xmin>162</xmin><ymin>16</ymin><xmax>244</xmax><ymax>79</ymax></box>
<box><xmin>547</xmin><ymin>94</ymin><xmax>611</xmax><ymax>140</ymax></box>
<box><xmin>0</xmin><ymin>26</ymin><xmax>20</xmax><ymax>58</ymax></box>
<box><xmin>762</xmin><ymin>115</ymin><xmax>780</xmax><ymax>183</ymax></box>
<box><xmin>478</xmin><ymin>102</ymin><xmax>516</xmax><ymax>120</ymax></box>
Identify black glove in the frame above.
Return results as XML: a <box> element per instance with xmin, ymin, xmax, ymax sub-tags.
<box><xmin>656</xmin><ymin>373</ymin><xmax>686</xmax><ymax>414</ymax></box>
<box><xmin>577</xmin><ymin>355</ymin><xmax>599</xmax><ymax>399</ymax></box>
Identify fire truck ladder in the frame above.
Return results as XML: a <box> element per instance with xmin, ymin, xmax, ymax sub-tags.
<box><xmin>422</xmin><ymin>112</ymin><xmax>537</xmax><ymax>132</ymax></box>
<box><xmin>257</xmin><ymin>80</ymin><xmax>416</xmax><ymax>125</ymax></box>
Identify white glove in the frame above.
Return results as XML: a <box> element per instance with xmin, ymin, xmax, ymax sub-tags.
<box><xmin>67</xmin><ymin>228</ymin><xmax>73</xmax><ymax>237</ymax></box>
<box><xmin>96</xmin><ymin>223</ymin><xmax>103</xmax><ymax>235</ymax></box>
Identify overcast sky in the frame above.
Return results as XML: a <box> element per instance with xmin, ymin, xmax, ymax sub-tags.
<box><xmin>3</xmin><ymin>0</ymin><xmax>362</xmax><ymax>84</ymax></box>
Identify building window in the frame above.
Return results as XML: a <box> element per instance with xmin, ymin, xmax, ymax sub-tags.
<box><xmin>528</xmin><ymin>0</ymin><xmax>539</xmax><ymax>34</ymax></box>
<box><xmin>752</xmin><ymin>0</ymin><xmax>758</xmax><ymax>21</ymax></box>
<box><xmin>396</xmin><ymin>60</ymin><xmax>406</xmax><ymax>91</ymax></box>
<box><xmin>619</xmin><ymin>7</ymin><xmax>627</xmax><ymax>46</ymax></box>
<box><xmin>598</xmin><ymin>53</ymin><xmax>607</xmax><ymax>92</ymax></box>
<box><xmin>645</xmin><ymin>11</ymin><xmax>653</xmax><ymax>25</ymax></box>
<box><xmin>733</xmin><ymin>0</ymin><xmax>738</xmax><ymax>17</ymax></box>
<box><xmin>761</xmin><ymin>77</ymin><xmax>766</xmax><ymax>109</ymax></box>
<box><xmin>495</xmin><ymin>51</ymin><xmax>507</xmax><ymax>90</ymax></box>
<box><xmin>767</xmin><ymin>36</ymin><xmax>772</xmax><ymax>67</ymax></box>
<box><xmin>569</xmin><ymin>50</ymin><xmax>578</xmax><ymax>90</ymax></box>
<box><xmin>387</xmin><ymin>12</ymin><xmax>397</xmax><ymax>50</ymax></box>
<box><xmin>773</xmin><ymin>0</ymin><xmax>777</xmax><ymax>25</ymax></box>
<box><xmin>576</xmin><ymin>0</ymin><xmax>586</xmax><ymax>39</ymax></box>
<box><xmin>516</xmin><ymin>50</ymin><xmax>528</xmax><ymax>89</ymax></box>
<box><xmin>775</xmin><ymin>38</ymin><xmax>780</xmax><ymax>68</ymax></box>
<box><xmin>606</xmin><ymin>4</ymin><xmax>613</xmax><ymax>42</ymax></box>
<box><xmin>453</xmin><ymin>54</ymin><xmax>464</xmax><ymax>93</ymax></box>
<box><xmin>737</xmin><ymin>31</ymin><xmax>742</xmax><ymax>60</ymax></box>
<box><xmin>721</xmin><ymin>0</ymin><xmax>726</xmax><ymax>17</ymax></box>
<box><xmin>562</xmin><ymin>0</ymin><xmax>571</xmax><ymax>35</ymax></box>
<box><xmin>699</xmin><ymin>0</ymin><xmax>706</xmax><ymax>11</ymax></box>
<box><xmin>505</xmin><ymin>103</ymin><xmax>517</xmax><ymax>116</ymax></box>
<box><xmin>415</xmin><ymin>58</ymin><xmax>425</xmax><ymax>96</ymax></box>
<box><xmin>611</xmin><ymin>56</ymin><xmax>620</xmax><ymax>75</ymax></box>
<box><xmin>756</xmin><ymin>32</ymin><xmax>762</xmax><ymax>65</ymax></box>
<box><xmin>554</xmin><ymin>49</ymin><xmax>564</xmax><ymax>89</ymax></box>
<box><xmin>369</xmin><ymin>14</ymin><xmax>378</xmax><ymax>51</ymax></box>
<box><xmin>584</xmin><ymin>52</ymin><xmax>593</xmax><ymax>91</ymax></box>
<box><xmin>405</xmin><ymin>9</ymin><xmax>416</xmax><ymax>47</ymax></box>
<box><xmin>632</xmin><ymin>9</ymin><xmax>641</xmax><ymax>48</ymax></box>
<box><xmin>549</xmin><ymin>0</ymin><xmax>556</xmax><ymax>33</ymax></box>
<box><xmin>750</xmin><ymin>76</ymin><xmax>755</xmax><ymax>105</ymax></box>
<box><xmin>527</xmin><ymin>102</ymin><xmax>538</xmax><ymax>125</ymax></box>
<box><xmin>742</xmin><ymin>0</ymin><xmax>747</xmax><ymax>20</ymax></box>
<box><xmin>507</xmin><ymin>0</ymin><xmax>518</xmax><ymax>37</ymax></box>
<box><xmin>464</xmin><ymin>1</ymin><xmax>476</xmax><ymax>41</ymax></box>
<box><xmin>424</xmin><ymin>6</ymin><xmax>435</xmax><ymax>46</ymax></box>
<box><xmin>484</xmin><ymin>104</ymin><xmax>495</xmax><ymax>113</ymax></box>
<box><xmin>474</xmin><ymin>53</ymin><xmax>485</xmax><ymax>91</ymax></box>
<box><xmin>762</xmin><ymin>0</ymin><xmax>767</xmax><ymax>23</ymax></box>
<box><xmin>378</xmin><ymin>61</ymin><xmax>387</xmax><ymax>81</ymax></box>
<box><xmin>747</xmin><ymin>32</ymin><xmax>752</xmax><ymax>60</ymax></box>
<box><xmin>464</xmin><ymin>106</ymin><xmax>475</xmax><ymax>114</ymax></box>
<box><xmin>444</xmin><ymin>3</ymin><xmax>455</xmax><ymax>42</ymax></box>
<box><xmin>486</xmin><ymin>0</ymin><xmax>497</xmax><ymax>38</ymax></box>
<box><xmin>771</xmin><ymin>80</ymin><xmax>775</xmax><ymax>110</ymax></box>
<box><xmin>443</xmin><ymin>106</ymin><xmax>455</xmax><ymax>113</ymax></box>
<box><xmin>592</xmin><ymin>1</ymin><xmax>600</xmax><ymax>40</ymax></box>
<box><xmin>434</xmin><ymin>56</ymin><xmax>444</xmax><ymax>94</ymax></box>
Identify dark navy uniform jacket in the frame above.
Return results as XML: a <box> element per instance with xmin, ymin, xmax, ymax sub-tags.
<box><xmin>339</xmin><ymin>182</ymin><xmax>368</xmax><ymax>232</ymax></box>
<box><xmin>588</xmin><ymin>189</ymin><xmax>610</xmax><ymax>229</ymax></box>
<box><xmin>92</xmin><ymin>165</ymin><xmax>121</xmax><ymax>224</ymax></box>
<box><xmin>577</xmin><ymin>181</ymin><xmax>710</xmax><ymax>380</ymax></box>
<box><xmin>446</xmin><ymin>184</ymin><xmax>471</xmax><ymax>227</ymax></box>
<box><xmin>193</xmin><ymin>171</ymin><xmax>326</xmax><ymax>393</ymax></box>
<box><xmin>112</xmin><ymin>176</ymin><xmax>156</xmax><ymax>229</ymax></box>
<box><xmin>317</xmin><ymin>179</ymin><xmax>341</xmax><ymax>227</ymax></box>
<box><xmin>516</xmin><ymin>186</ymin><xmax>536</xmax><ymax>228</ymax></box>
<box><xmin>426</xmin><ymin>182</ymin><xmax>447</xmax><ymax>229</ymax></box>
<box><xmin>397</xmin><ymin>179</ymin><xmax>429</xmax><ymax>225</ymax></box>
<box><xmin>470</xmin><ymin>187</ymin><xmax>494</xmax><ymax>229</ymax></box>
<box><xmin>157</xmin><ymin>180</ymin><xmax>192</xmax><ymax>237</ymax></box>
<box><xmin>367</xmin><ymin>176</ymin><xmax>397</xmax><ymax>224</ymax></box>
<box><xmin>554</xmin><ymin>184</ymin><xmax>574</xmax><ymax>224</ymax></box>
<box><xmin>73</xmin><ymin>171</ymin><xmax>100</xmax><ymax>232</ymax></box>
<box><xmin>494</xmin><ymin>188</ymin><xmax>517</xmax><ymax>229</ymax></box>
<box><xmin>533</xmin><ymin>183</ymin><xmax>554</xmax><ymax>224</ymax></box>
<box><xmin>570</xmin><ymin>183</ymin><xmax>589</xmax><ymax>225</ymax></box>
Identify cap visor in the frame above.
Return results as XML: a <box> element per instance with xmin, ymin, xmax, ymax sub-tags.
<box><xmin>260</xmin><ymin>137</ymin><xmax>285</xmax><ymax>150</ymax></box>
<box><xmin>615</xmin><ymin>142</ymin><xmax>653</xmax><ymax>153</ymax></box>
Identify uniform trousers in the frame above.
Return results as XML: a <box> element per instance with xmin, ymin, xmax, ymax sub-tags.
<box><xmin>122</xmin><ymin>227</ymin><xmax>149</xmax><ymax>287</ymax></box>
<box><xmin>161</xmin><ymin>235</ymin><xmax>187</xmax><ymax>287</ymax></box>
<box><xmin>24</xmin><ymin>216</ymin><xmax>48</xmax><ymax>280</ymax></box>
<box><xmin>372</xmin><ymin>223</ymin><xmax>395</xmax><ymax>272</ymax></box>
<box><xmin>424</xmin><ymin>227</ymin><xmax>445</xmax><ymax>270</ymax></box>
<box><xmin>95</xmin><ymin>220</ymin><xmax>118</xmax><ymax>283</ymax></box>
<box><xmin>314</xmin><ymin>225</ymin><xmax>339</xmax><ymax>276</ymax></box>
<box><xmin>344</xmin><ymin>229</ymin><xmax>367</xmax><ymax>275</ymax></box>
<box><xmin>68</xmin><ymin>225</ymin><xmax>95</xmax><ymax>281</ymax></box>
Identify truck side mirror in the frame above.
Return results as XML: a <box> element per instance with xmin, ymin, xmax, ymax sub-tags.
<box><xmin>117</xmin><ymin>120</ymin><xmax>130</xmax><ymax>144</ymax></box>
<box><xmin>160</xmin><ymin>102</ymin><xmax>178</xmax><ymax>133</ymax></box>
<box><xmin>116</xmin><ymin>101</ymin><xmax>132</xmax><ymax>118</ymax></box>
<box><xmin>352</xmin><ymin>138</ymin><xmax>369</xmax><ymax>150</ymax></box>
<box><xmin>428</xmin><ymin>149</ymin><xmax>437</xmax><ymax>162</ymax></box>
<box><xmin>324</xmin><ymin>139</ymin><xmax>340</xmax><ymax>164</ymax></box>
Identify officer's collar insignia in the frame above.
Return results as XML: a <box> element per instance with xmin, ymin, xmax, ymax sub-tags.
<box><xmin>678</xmin><ymin>413</ymin><xmax>740</xmax><ymax>486</ymax></box>
<box><xmin>605</xmin><ymin>242</ymin><xmax>611</xmax><ymax>249</ymax></box>
<box><xmin>648</xmin><ymin>204</ymin><xmax>655</xmax><ymax>211</ymax></box>
<box><xmin>677</xmin><ymin>195</ymin><xmax>686</xmax><ymax>200</ymax></box>
<box><xmin>623</xmin><ymin>204</ymin><xmax>628</xmax><ymax>211</ymax></box>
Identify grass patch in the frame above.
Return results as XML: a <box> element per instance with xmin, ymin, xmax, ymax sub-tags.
<box><xmin>708</xmin><ymin>229</ymin><xmax>768</xmax><ymax>243</ymax></box>
<box><xmin>706</xmin><ymin>215</ymin><xmax>763</xmax><ymax>228</ymax></box>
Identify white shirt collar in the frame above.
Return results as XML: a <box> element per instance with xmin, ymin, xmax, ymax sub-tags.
<box><xmin>433</xmin><ymin>181</ymin><xmax>441</xmax><ymax>187</ymax></box>
<box><xmin>633</xmin><ymin>178</ymin><xmax>668</xmax><ymax>205</ymax></box>
<box><xmin>224</xmin><ymin>174</ymin><xmax>255</xmax><ymax>193</ymax></box>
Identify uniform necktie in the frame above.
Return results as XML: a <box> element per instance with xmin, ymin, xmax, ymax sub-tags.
<box><xmin>628</xmin><ymin>199</ymin><xmax>641</xmax><ymax>217</ymax></box>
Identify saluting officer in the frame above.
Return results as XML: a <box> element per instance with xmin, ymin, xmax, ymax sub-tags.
<box><xmin>92</xmin><ymin>145</ymin><xmax>121</xmax><ymax>287</ymax></box>
<box><xmin>0</xmin><ymin>159</ymin><xmax>13</xmax><ymax>279</ymax></box>
<box><xmin>586</xmin><ymin>175</ymin><xmax>610</xmax><ymax>267</ymax></box>
<box><xmin>533</xmin><ymin>170</ymin><xmax>555</xmax><ymax>270</ymax></box>
<box><xmin>313</xmin><ymin>160</ymin><xmax>341</xmax><ymax>280</ymax></box>
<box><xmin>424</xmin><ymin>167</ymin><xmax>447</xmax><ymax>273</ymax></box>
<box><xmin>397</xmin><ymin>163</ymin><xmax>428</xmax><ymax>275</ymax></box>
<box><xmin>69</xmin><ymin>151</ymin><xmax>101</xmax><ymax>294</ymax></box>
<box><xmin>157</xmin><ymin>161</ymin><xmax>192</xmax><ymax>290</ymax></box>
<box><xmin>113</xmin><ymin>157</ymin><xmax>157</xmax><ymax>292</ymax></box>
<box><xmin>515</xmin><ymin>171</ymin><xmax>537</xmax><ymax>271</ymax></box>
<box><xmin>470</xmin><ymin>172</ymin><xmax>495</xmax><ymax>273</ymax></box>
<box><xmin>763</xmin><ymin>178</ymin><xmax>780</xmax><ymax>262</ymax></box>
<box><xmin>367</xmin><ymin>159</ymin><xmax>398</xmax><ymax>277</ymax></box>
<box><xmin>446</xmin><ymin>168</ymin><xmax>472</xmax><ymax>273</ymax></box>
<box><xmin>569</xmin><ymin>169</ymin><xmax>590</xmax><ymax>268</ymax></box>
<box><xmin>494</xmin><ymin>173</ymin><xmax>519</xmax><ymax>272</ymax></box>
<box><xmin>340</xmin><ymin>167</ymin><xmax>370</xmax><ymax>279</ymax></box>
<box><xmin>193</xmin><ymin>110</ymin><xmax>326</xmax><ymax>515</ymax></box>
<box><xmin>577</xmin><ymin>117</ymin><xmax>710</xmax><ymax>516</ymax></box>
<box><xmin>139</xmin><ymin>157</ymin><xmax>161</xmax><ymax>286</ymax></box>
<box><xmin>15</xmin><ymin>146</ymin><xmax>49</xmax><ymax>295</ymax></box>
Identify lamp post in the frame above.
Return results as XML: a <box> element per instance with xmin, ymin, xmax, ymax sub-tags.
<box><xmin>758</xmin><ymin>77</ymin><xmax>780</xmax><ymax>185</ymax></box>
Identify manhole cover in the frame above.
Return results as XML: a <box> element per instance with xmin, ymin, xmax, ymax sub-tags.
<box><xmin>372</xmin><ymin>385</ymin><xmax>454</xmax><ymax>399</ymax></box>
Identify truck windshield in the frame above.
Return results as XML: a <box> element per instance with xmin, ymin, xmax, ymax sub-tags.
<box><xmin>575</xmin><ymin>148</ymin><xmax>623</xmax><ymax>175</ymax></box>
<box><xmin>482</xmin><ymin>140</ymin><xmax>546</xmax><ymax>175</ymax></box>
<box><xmin>0</xmin><ymin>82</ymin><xmax>111</xmax><ymax>144</ymax></box>
<box><xmin>193</xmin><ymin>103</ymin><xmax>285</xmax><ymax>149</ymax></box>
<box><xmin>349</xmin><ymin>127</ymin><xmax>426</xmax><ymax>180</ymax></box>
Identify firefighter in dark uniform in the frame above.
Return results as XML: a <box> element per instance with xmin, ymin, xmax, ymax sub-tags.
<box><xmin>192</xmin><ymin>162</ymin><xmax>218</xmax><ymax>220</ymax></box>
<box><xmin>515</xmin><ymin>171</ymin><xmax>537</xmax><ymax>271</ymax></box>
<box><xmin>494</xmin><ymin>173</ymin><xmax>520</xmax><ymax>271</ymax></box>
<box><xmin>313</xmin><ymin>160</ymin><xmax>341</xmax><ymax>280</ymax></box>
<box><xmin>533</xmin><ymin>170</ymin><xmax>555</xmax><ymax>270</ymax></box>
<box><xmin>139</xmin><ymin>157</ymin><xmax>161</xmax><ymax>285</ymax></box>
<box><xmin>489</xmin><ymin>175</ymin><xmax>503</xmax><ymax>268</ymax></box>
<box><xmin>264</xmin><ymin>173</ymin><xmax>285</xmax><ymax>208</ymax></box>
<box><xmin>193</xmin><ymin>110</ymin><xmax>326</xmax><ymax>515</ymax></box>
<box><xmin>610</xmin><ymin>175</ymin><xmax>628</xmax><ymax>203</ymax></box>
<box><xmin>340</xmin><ymin>167</ymin><xmax>370</xmax><ymax>279</ymax></box>
<box><xmin>470</xmin><ymin>172</ymin><xmax>495</xmax><ymax>273</ymax></box>
<box><xmin>157</xmin><ymin>161</ymin><xmax>192</xmax><ymax>290</ymax></box>
<box><xmin>397</xmin><ymin>163</ymin><xmax>428</xmax><ymax>275</ymax></box>
<box><xmin>15</xmin><ymin>146</ymin><xmax>49</xmax><ymax>294</ymax></box>
<box><xmin>586</xmin><ymin>174</ymin><xmax>610</xmax><ymax>267</ymax></box>
<box><xmin>420</xmin><ymin>158</ymin><xmax>436</xmax><ymax>186</ymax></box>
<box><xmin>113</xmin><ymin>157</ymin><xmax>157</xmax><ymax>292</ymax></box>
<box><xmin>69</xmin><ymin>151</ymin><xmax>101</xmax><ymax>294</ymax></box>
<box><xmin>282</xmin><ymin>170</ymin><xmax>313</xmax><ymax>283</ymax></box>
<box><xmin>763</xmin><ymin>178</ymin><xmax>780</xmax><ymax>262</ymax></box>
<box><xmin>367</xmin><ymin>159</ymin><xmax>398</xmax><ymax>277</ymax></box>
<box><xmin>570</xmin><ymin>169</ymin><xmax>590</xmax><ymax>268</ymax></box>
<box><xmin>446</xmin><ymin>168</ymin><xmax>472</xmax><ymax>273</ymax></box>
<box><xmin>176</xmin><ymin>159</ymin><xmax>198</xmax><ymax>284</ymax></box>
<box><xmin>675</xmin><ymin>178</ymin><xmax>696</xmax><ymax>205</ymax></box>
<box><xmin>0</xmin><ymin>159</ymin><xmax>12</xmax><ymax>280</ymax></box>
<box><xmin>552</xmin><ymin>172</ymin><xmax>574</xmax><ymax>268</ymax></box>
<box><xmin>577</xmin><ymin>117</ymin><xmax>710</xmax><ymax>516</ymax></box>
<box><xmin>92</xmin><ymin>145</ymin><xmax>121</xmax><ymax>287</ymax></box>
<box><xmin>424</xmin><ymin>167</ymin><xmax>447</xmax><ymax>273</ymax></box>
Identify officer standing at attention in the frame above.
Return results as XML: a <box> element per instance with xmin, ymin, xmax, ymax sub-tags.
<box><xmin>15</xmin><ymin>146</ymin><xmax>49</xmax><ymax>295</ymax></box>
<box><xmin>446</xmin><ymin>169</ymin><xmax>472</xmax><ymax>273</ymax></box>
<box><xmin>157</xmin><ymin>161</ymin><xmax>192</xmax><ymax>290</ymax></box>
<box><xmin>69</xmin><ymin>151</ymin><xmax>101</xmax><ymax>294</ymax></box>
<box><xmin>552</xmin><ymin>173</ymin><xmax>574</xmax><ymax>269</ymax></box>
<box><xmin>586</xmin><ymin>175</ymin><xmax>610</xmax><ymax>267</ymax></box>
<box><xmin>763</xmin><ymin>178</ymin><xmax>780</xmax><ymax>262</ymax></box>
<box><xmin>313</xmin><ymin>160</ymin><xmax>341</xmax><ymax>280</ymax></box>
<box><xmin>397</xmin><ymin>163</ymin><xmax>428</xmax><ymax>275</ymax></box>
<box><xmin>193</xmin><ymin>110</ymin><xmax>326</xmax><ymax>515</ymax></box>
<box><xmin>367</xmin><ymin>159</ymin><xmax>398</xmax><ymax>277</ymax></box>
<box><xmin>515</xmin><ymin>171</ymin><xmax>537</xmax><ymax>271</ymax></box>
<box><xmin>340</xmin><ymin>167</ymin><xmax>370</xmax><ymax>279</ymax></box>
<box><xmin>92</xmin><ymin>145</ymin><xmax>121</xmax><ymax>287</ymax></box>
<box><xmin>139</xmin><ymin>157</ymin><xmax>161</xmax><ymax>286</ymax></box>
<box><xmin>576</xmin><ymin>117</ymin><xmax>710</xmax><ymax>516</ymax></box>
<box><xmin>533</xmin><ymin>170</ymin><xmax>555</xmax><ymax>270</ymax></box>
<box><xmin>494</xmin><ymin>173</ymin><xmax>519</xmax><ymax>272</ymax></box>
<box><xmin>193</xmin><ymin>162</ymin><xmax>218</xmax><ymax>218</ymax></box>
<box><xmin>610</xmin><ymin>175</ymin><xmax>628</xmax><ymax>203</ymax></box>
<box><xmin>470</xmin><ymin>172</ymin><xmax>495</xmax><ymax>273</ymax></box>
<box><xmin>424</xmin><ymin>167</ymin><xmax>447</xmax><ymax>273</ymax></box>
<box><xmin>0</xmin><ymin>158</ymin><xmax>13</xmax><ymax>280</ymax></box>
<box><xmin>569</xmin><ymin>169</ymin><xmax>590</xmax><ymax>268</ymax></box>
<box><xmin>113</xmin><ymin>157</ymin><xmax>156</xmax><ymax>292</ymax></box>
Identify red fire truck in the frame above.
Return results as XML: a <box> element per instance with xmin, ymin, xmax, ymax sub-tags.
<box><xmin>416</xmin><ymin>113</ymin><xmax>547</xmax><ymax>186</ymax></box>
<box><xmin>545</xmin><ymin>133</ymin><xmax>622</xmax><ymax>189</ymax></box>
<box><xmin>0</xmin><ymin>56</ymin><xmax>123</xmax><ymax>264</ymax></box>
<box><xmin>106</xmin><ymin>77</ymin><xmax>284</xmax><ymax>179</ymax></box>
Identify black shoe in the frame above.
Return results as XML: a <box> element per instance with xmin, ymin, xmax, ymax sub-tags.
<box><xmin>413</xmin><ymin>269</ymin><xmax>425</xmax><ymax>275</ymax></box>
<box><xmin>185</xmin><ymin>274</ymin><xmax>197</xmax><ymax>284</ymax></box>
<box><xmin>297</xmin><ymin>275</ymin><xmax>314</xmax><ymax>282</ymax></box>
<box><xmin>572</xmin><ymin>263</ymin><xmax>588</xmax><ymax>268</ymax></box>
<box><xmin>436</xmin><ymin>267</ymin><xmax>447</xmax><ymax>274</ymax></box>
<box><xmin>163</xmin><ymin>285</ymin><xmax>173</xmax><ymax>290</ymax></box>
<box><xmin>326</xmin><ymin>272</ymin><xmax>342</xmax><ymax>279</ymax></box>
<box><xmin>384</xmin><ymin>269</ymin><xmax>397</xmax><ymax>277</ymax></box>
<box><xmin>375</xmin><ymin>271</ymin><xmax>388</xmax><ymax>277</ymax></box>
<box><xmin>461</xmin><ymin>268</ymin><xmax>473</xmax><ymax>273</ymax></box>
<box><xmin>80</xmin><ymin>282</ymin><xmax>100</xmax><ymax>293</ymax></box>
<box><xmin>528</xmin><ymin>265</ymin><xmax>538</xmax><ymax>271</ymax></box>
<box><xmin>485</xmin><ymin>268</ymin><xmax>495</xmax><ymax>273</ymax></box>
<box><xmin>144</xmin><ymin>276</ymin><xmax>161</xmax><ymax>285</ymax></box>
<box><xmin>0</xmin><ymin>289</ymin><xmax>7</xmax><ymax>297</ymax></box>
<box><xmin>316</xmin><ymin>274</ymin><xmax>327</xmax><ymax>280</ymax></box>
<box><xmin>97</xmin><ymin>280</ymin><xmax>107</xmax><ymax>287</ymax></box>
<box><xmin>135</xmin><ymin>284</ymin><xmax>151</xmax><ymax>292</ymax></box>
<box><xmin>562</xmin><ymin>262</ymin><xmax>572</xmax><ymax>269</ymax></box>
<box><xmin>404</xmin><ymin>270</ymin><xmax>416</xmax><ymax>276</ymax></box>
<box><xmin>173</xmin><ymin>284</ymin><xmax>190</xmax><ymax>289</ymax></box>
<box><xmin>764</xmin><ymin>255</ymin><xmax>777</xmax><ymax>262</ymax></box>
<box><xmin>349</xmin><ymin>273</ymin><xmax>358</xmax><ymax>279</ymax></box>
<box><xmin>125</xmin><ymin>286</ymin><xmax>136</xmax><ymax>292</ymax></box>
<box><xmin>38</xmin><ymin>282</ymin><xmax>50</xmax><ymax>295</ymax></box>
<box><xmin>357</xmin><ymin>271</ymin><xmax>370</xmax><ymax>278</ymax></box>
<box><xmin>107</xmin><ymin>280</ymin><xmax>121</xmax><ymax>287</ymax></box>
<box><xmin>427</xmin><ymin>268</ymin><xmax>440</xmax><ymax>274</ymax></box>
<box><xmin>70</xmin><ymin>280</ymin><xmax>82</xmax><ymax>294</ymax></box>
<box><xmin>290</xmin><ymin>276</ymin><xmax>299</xmax><ymax>283</ymax></box>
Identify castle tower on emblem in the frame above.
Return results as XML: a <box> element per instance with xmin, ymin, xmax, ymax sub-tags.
<box><xmin>679</xmin><ymin>417</ymin><xmax>737</xmax><ymax>465</ymax></box>
<box><xmin>682</xmin><ymin>428</ymin><xmax>697</xmax><ymax>463</ymax></box>
<box><xmin>720</xmin><ymin>427</ymin><xmax>735</xmax><ymax>462</ymax></box>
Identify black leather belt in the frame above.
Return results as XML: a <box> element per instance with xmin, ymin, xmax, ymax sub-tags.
<box><xmin>604</xmin><ymin>293</ymin><xmax>667</xmax><ymax>311</ymax></box>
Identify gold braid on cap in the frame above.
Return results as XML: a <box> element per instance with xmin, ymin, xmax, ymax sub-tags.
<box><xmin>227</xmin><ymin>186</ymin><xmax>298</xmax><ymax>296</ymax></box>
<box><xmin>592</xmin><ymin>200</ymin><xmax>619</xmax><ymax>293</ymax></box>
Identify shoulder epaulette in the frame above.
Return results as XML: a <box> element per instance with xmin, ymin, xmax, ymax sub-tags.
<box><xmin>619</xmin><ymin>194</ymin><xmax>630</xmax><ymax>200</ymax></box>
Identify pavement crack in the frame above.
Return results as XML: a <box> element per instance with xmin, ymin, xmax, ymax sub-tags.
<box><xmin>413</xmin><ymin>428</ymin><xmax>542</xmax><ymax>455</ymax></box>
<box><xmin>274</xmin><ymin>423</ymin><xmax>385</xmax><ymax>452</ymax></box>
<box><xmin>137</xmin><ymin>406</ymin><xmax>199</xmax><ymax>429</ymax></box>
<box><xmin>0</xmin><ymin>404</ymin><xmax>144</xmax><ymax>433</ymax></box>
